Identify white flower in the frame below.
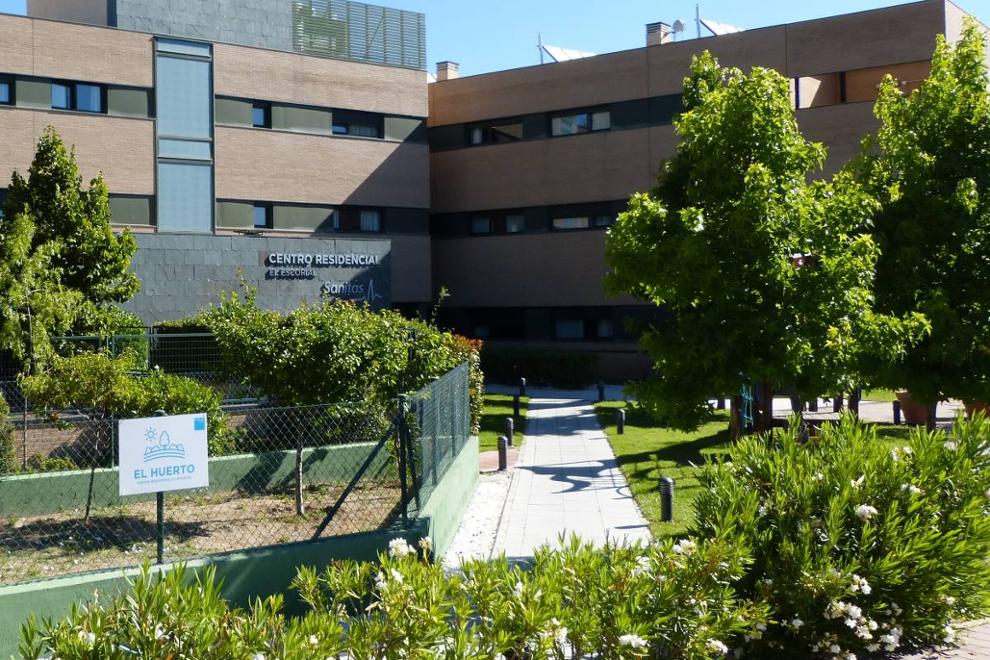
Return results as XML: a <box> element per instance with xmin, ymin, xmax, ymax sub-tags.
<box><xmin>944</xmin><ymin>441</ymin><xmax>958</xmax><ymax>451</ymax></box>
<box><xmin>374</xmin><ymin>571</ymin><xmax>387</xmax><ymax>590</ymax></box>
<box><xmin>705</xmin><ymin>639</ymin><xmax>728</xmax><ymax>655</ymax></box>
<box><xmin>252</xmin><ymin>654</ymin><xmax>266</xmax><ymax>660</ymax></box>
<box><xmin>388</xmin><ymin>537</ymin><xmax>412</xmax><ymax>558</ymax></box>
<box><xmin>390</xmin><ymin>568</ymin><xmax>404</xmax><ymax>583</ymax></box>
<box><xmin>513</xmin><ymin>581</ymin><xmax>525</xmax><ymax>598</ymax></box>
<box><xmin>153</xmin><ymin>624</ymin><xmax>165</xmax><ymax>640</ymax></box>
<box><xmin>756</xmin><ymin>622</ymin><xmax>767</xmax><ymax>632</ymax></box>
<box><xmin>891</xmin><ymin>602</ymin><xmax>903</xmax><ymax>616</ymax></box>
<box><xmin>855</xmin><ymin>504</ymin><xmax>878</xmax><ymax>520</ymax></box>
<box><xmin>944</xmin><ymin>624</ymin><xmax>956</xmax><ymax>643</ymax></box>
<box><xmin>866</xmin><ymin>643</ymin><xmax>880</xmax><ymax>652</ymax></box>
<box><xmin>901</xmin><ymin>483</ymin><xmax>923</xmax><ymax>496</ymax></box>
<box><xmin>829</xmin><ymin>643</ymin><xmax>841</xmax><ymax>653</ymax></box>
<box><xmin>78</xmin><ymin>631</ymin><xmax>95</xmax><ymax>647</ymax></box>
<box><xmin>672</xmin><ymin>539</ymin><xmax>697</xmax><ymax>555</ymax></box>
<box><xmin>790</xmin><ymin>618</ymin><xmax>804</xmax><ymax>629</ymax></box>
<box><xmin>851</xmin><ymin>475</ymin><xmax>865</xmax><ymax>489</ymax></box>
<box><xmin>812</xmin><ymin>471</ymin><xmax>825</xmax><ymax>481</ymax></box>
<box><xmin>851</xmin><ymin>574</ymin><xmax>872</xmax><ymax>595</ymax></box>
<box><xmin>308</xmin><ymin>634</ymin><xmax>319</xmax><ymax>646</ymax></box>
<box><xmin>944</xmin><ymin>595</ymin><xmax>956</xmax><ymax>606</ymax></box>
<box><xmin>891</xmin><ymin>446</ymin><xmax>913</xmax><ymax>462</ymax></box>
<box><xmin>757</xmin><ymin>504</ymin><xmax>768</xmax><ymax>517</ymax></box>
<box><xmin>418</xmin><ymin>536</ymin><xmax>433</xmax><ymax>552</ymax></box>
<box><xmin>845</xmin><ymin>618</ymin><xmax>858</xmax><ymax>629</ymax></box>
<box><xmin>619</xmin><ymin>633</ymin><xmax>648</xmax><ymax>649</ymax></box>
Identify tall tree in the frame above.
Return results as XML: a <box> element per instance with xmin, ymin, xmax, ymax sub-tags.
<box><xmin>855</xmin><ymin>20</ymin><xmax>990</xmax><ymax>408</ymax></box>
<box><xmin>605</xmin><ymin>53</ymin><xmax>926</xmax><ymax>433</ymax></box>
<box><xmin>0</xmin><ymin>127</ymin><xmax>140</xmax><ymax>369</ymax></box>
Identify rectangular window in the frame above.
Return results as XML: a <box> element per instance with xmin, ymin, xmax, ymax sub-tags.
<box><xmin>471</xmin><ymin>217</ymin><xmax>492</xmax><ymax>234</ymax></box>
<box><xmin>156</xmin><ymin>55</ymin><xmax>212</xmax><ymax>139</ymax></box>
<box><xmin>51</xmin><ymin>82</ymin><xmax>71</xmax><ymax>110</ymax></box>
<box><xmin>0</xmin><ymin>79</ymin><xmax>11</xmax><ymax>105</ymax></box>
<box><xmin>592</xmin><ymin>214</ymin><xmax>615</xmax><ymax>228</ymax></box>
<box><xmin>505</xmin><ymin>214</ymin><xmax>525</xmax><ymax>233</ymax></box>
<box><xmin>597</xmin><ymin>319</ymin><xmax>614</xmax><ymax>339</ymax></box>
<box><xmin>555</xmin><ymin>320</ymin><xmax>585</xmax><ymax>340</ymax></box>
<box><xmin>468</xmin><ymin>127</ymin><xmax>484</xmax><ymax>145</ymax></box>
<box><xmin>467</xmin><ymin>121</ymin><xmax>523</xmax><ymax>146</ymax></box>
<box><xmin>74</xmin><ymin>84</ymin><xmax>103</xmax><ymax>113</ymax></box>
<box><xmin>253</xmin><ymin>203</ymin><xmax>272</xmax><ymax>229</ymax></box>
<box><xmin>157</xmin><ymin>161</ymin><xmax>212</xmax><ymax>233</ymax></box>
<box><xmin>552</xmin><ymin>216</ymin><xmax>590</xmax><ymax>230</ymax></box>
<box><xmin>551</xmin><ymin>110</ymin><xmax>610</xmax><ymax>136</ymax></box>
<box><xmin>252</xmin><ymin>102</ymin><xmax>270</xmax><ymax>128</ymax></box>
<box><xmin>359</xmin><ymin>209</ymin><xmax>381</xmax><ymax>232</ymax></box>
<box><xmin>333</xmin><ymin>110</ymin><xmax>383</xmax><ymax>139</ymax></box>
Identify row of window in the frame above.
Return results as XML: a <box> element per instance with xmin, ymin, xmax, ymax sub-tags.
<box><xmin>249</xmin><ymin>203</ymin><xmax>383</xmax><ymax>232</ymax></box>
<box><xmin>466</xmin><ymin>108</ymin><xmax>611</xmax><ymax>146</ymax></box>
<box><xmin>433</xmin><ymin>202</ymin><xmax>626</xmax><ymax>237</ymax></box>
<box><xmin>248</xmin><ymin>100</ymin><xmax>386</xmax><ymax>139</ymax></box>
<box><xmin>437</xmin><ymin>305</ymin><xmax>666</xmax><ymax>344</ymax></box>
<box><xmin>0</xmin><ymin>77</ymin><xmax>11</xmax><ymax>105</ymax></box>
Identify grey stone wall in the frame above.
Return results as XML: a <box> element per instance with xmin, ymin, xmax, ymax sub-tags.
<box><xmin>123</xmin><ymin>233</ymin><xmax>391</xmax><ymax>324</ymax></box>
<box><xmin>113</xmin><ymin>0</ymin><xmax>293</xmax><ymax>51</ymax></box>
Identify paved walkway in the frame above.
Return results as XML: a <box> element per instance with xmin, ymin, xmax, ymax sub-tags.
<box><xmin>491</xmin><ymin>396</ymin><xmax>651</xmax><ymax>561</ymax></box>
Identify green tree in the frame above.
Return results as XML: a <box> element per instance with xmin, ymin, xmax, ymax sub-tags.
<box><xmin>605</xmin><ymin>52</ymin><xmax>926</xmax><ymax>434</ymax></box>
<box><xmin>855</xmin><ymin>20</ymin><xmax>990</xmax><ymax>410</ymax></box>
<box><xmin>0</xmin><ymin>127</ymin><xmax>140</xmax><ymax>370</ymax></box>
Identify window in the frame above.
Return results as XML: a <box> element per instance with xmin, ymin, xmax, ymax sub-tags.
<box><xmin>552</xmin><ymin>216</ymin><xmax>590</xmax><ymax>230</ymax></box>
<box><xmin>51</xmin><ymin>82</ymin><xmax>71</xmax><ymax>109</ymax></box>
<box><xmin>156</xmin><ymin>55</ymin><xmax>212</xmax><ymax>139</ymax></box>
<box><xmin>253</xmin><ymin>203</ymin><xmax>272</xmax><ymax>229</ymax></box>
<box><xmin>505</xmin><ymin>214</ymin><xmax>525</xmax><ymax>233</ymax></box>
<box><xmin>333</xmin><ymin>110</ymin><xmax>383</xmax><ymax>139</ymax></box>
<box><xmin>592</xmin><ymin>214</ymin><xmax>615</xmax><ymax>228</ymax></box>
<box><xmin>471</xmin><ymin>217</ymin><xmax>492</xmax><ymax>234</ymax></box>
<box><xmin>75</xmin><ymin>84</ymin><xmax>102</xmax><ymax>112</ymax></box>
<box><xmin>0</xmin><ymin>78</ymin><xmax>11</xmax><ymax>105</ymax></box>
<box><xmin>467</xmin><ymin>120</ymin><xmax>524</xmax><ymax>146</ymax></box>
<box><xmin>359</xmin><ymin>209</ymin><xmax>381</xmax><ymax>232</ymax></box>
<box><xmin>555</xmin><ymin>320</ymin><xmax>585</xmax><ymax>340</ymax></box>
<box><xmin>252</xmin><ymin>102</ymin><xmax>270</xmax><ymax>128</ymax></box>
<box><xmin>551</xmin><ymin>109</ymin><xmax>610</xmax><ymax>136</ymax></box>
<box><xmin>157</xmin><ymin>161</ymin><xmax>212</xmax><ymax>233</ymax></box>
<box><xmin>469</xmin><ymin>127</ymin><xmax>484</xmax><ymax>145</ymax></box>
<box><xmin>596</xmin><ymin>319</ymin><xmax>614</xmax><ymax>339</ymax></box>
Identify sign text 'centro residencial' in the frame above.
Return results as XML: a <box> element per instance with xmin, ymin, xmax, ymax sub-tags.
<box><xmin>265</xmin><ymin>251</ymin><xmax>384</xmax><ymax>303</ymax></box>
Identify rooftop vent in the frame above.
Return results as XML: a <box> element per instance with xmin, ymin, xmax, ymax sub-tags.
<box><xmin>436</xmin><ymin>61</ymin><xmax>460</xmax><ymax>81</ymax></box>
<box><xmin>646</xmin><ymin>21</ymin><xmax>673</xmax><ymax>46</ymax></box>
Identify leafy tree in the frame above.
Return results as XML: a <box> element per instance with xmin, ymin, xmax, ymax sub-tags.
<box><xmin>605</xmin><ymin>52</ymin><xmax>926</xmax><ymax>433</ymax></box>
<box><xmin>854</xmin><ymin>20</ymin><xmax>990</xmax><ymax>409</ymax></box>
<box><xmin>0</xmin><ymin>127</ymin><xmax>140</xmax><ymax>371</ymax></box>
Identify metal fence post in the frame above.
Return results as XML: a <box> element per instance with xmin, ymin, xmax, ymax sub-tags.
<box><xmin>397</xmin><ymin>396</ymin><xmax>409</xmax><ymax>527</ymax></box>
<box><xmin>153</xmin><ymin>409</ymin><xmax>167</xmax><ymax>564</ymax></box>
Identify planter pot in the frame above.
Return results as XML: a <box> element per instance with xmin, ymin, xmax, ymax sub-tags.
<box><xmin>964</xmin><ymin>401</ymin><xmax>990</xmax><ymax>420</ymax></box>
<box><xmin>896</xmin><ymin>391</ymin><xmax>931</xmax><ymax>425</ymax></box>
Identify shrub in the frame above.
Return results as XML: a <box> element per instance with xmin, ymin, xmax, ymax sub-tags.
<box><xmin>0</xmin><ymin>391</ymin><xmax>14</xmax><ymax>475</ymax></box>
<box><xmin>481</xmin><ymin>344</ymin><xmax>597</xmax><ymax>389</ymax></box>
<box><xmin>24</xmin><ymin>454</ymin><xmax>78</xmax><ymax>473</ymax></box>
<box><xmin>692</xmin><ymin>414</ymin><xmax>990</xmax><ymax>657</ymax></box>
<box><xmin>22</xmin><ymin>538</ymin><xmax>766</xmax><ymax>660</ymax></box>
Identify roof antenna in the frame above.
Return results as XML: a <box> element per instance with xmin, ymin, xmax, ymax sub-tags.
<box><xmin>538</xmin><ymin>32</ymin><xmax>544</xmax><ymax>64</ymax></box>
<box><xmin>696</xmin><ymin>4</ymin><xmax>702</xmax><ymax>39</ymax></box>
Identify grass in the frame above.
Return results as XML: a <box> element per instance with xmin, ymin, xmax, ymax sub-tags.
<box><xmin>596</xmin><ymin>402</ymin><xmax>928</xmax><ymax>538</ymax></box>
<box><xmin>595</xmin><ymin>402</ymin><xmax>732</xmax><ymax>539</ymax></box>
<box><xmin>479</xmin><ymin>394</ymin><xmax>529</xmax><ymax>453</ymax></box>
<box><xmin>863</xmin><ymin>388</ymin><xmax>899</xmax><ymax>402</ymax></box>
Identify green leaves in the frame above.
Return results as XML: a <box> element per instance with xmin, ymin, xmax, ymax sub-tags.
<box><xmin>606</xmin><ymin>52</ymin><xmax>925</xmax><ymax>429</ymax></box>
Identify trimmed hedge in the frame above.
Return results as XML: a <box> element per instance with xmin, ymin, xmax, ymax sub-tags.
<box><xmin>481</xmin><ymin>344</ymin><xmax>598</xmax><ymax>389</ymax></box>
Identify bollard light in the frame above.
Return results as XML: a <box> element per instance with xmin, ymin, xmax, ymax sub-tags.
<box><xmin>497</xmin><ymin>436</ymin><xmax>508</xmax><ymax>471</ymax></box>
<box><xmin>893</xmin><ymin>400</ymin><xmax>901</xmax><ymax>425</ymax></box>
<box><xmin>659</xmin><ymin>477</ymin><xmax>674</xmax><ymax>522</ymax></box>
<box><xmin>505</xmin><ymin>416</ymin><xmax>514</xmax><ymax>447</ymax></box>
<box><xmin>617</xmin><ymin>408</ymin><xmax>626</xmax><ymax>435</ymax></box>
<box><xmin>519</xmin><ymin>377</ymin><xmax>527</xmax><ymax>398</ymax></box>
<box><xmin>597</xmin><ymin>381</ymin><xmax>605</xmax><ymax>402</ymax></box>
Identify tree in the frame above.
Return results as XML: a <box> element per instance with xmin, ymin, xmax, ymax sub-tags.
<box><xmin>605</xmin><ymin>52</ymin><xmax>926</xmax><ymax>434</ymax></box>
<box><xmin>855</xmin><ymin>20</ymin><xmax>990</xmax><ymax>410</ymax></box>
<box><xmin>0</xmin><ymin>127</ymin><xmax>140</xmax><ymax>371</ymax></box>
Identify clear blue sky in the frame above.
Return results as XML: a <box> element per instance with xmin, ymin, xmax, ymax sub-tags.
<box><xmin>2</xmin><ymin>0</ymin><xmax>989</xmax><ymax>76</ymax></box>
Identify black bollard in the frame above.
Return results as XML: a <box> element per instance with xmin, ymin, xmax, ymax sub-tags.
<box><xmin>497</xmin><ymin>436</ymin><xmax>508</xmax><ymax>471</ymax></box>
<box><xmin>893</xmin><ymin>400</ymin><xmax>901</xmax><ymax>425</ymax></box>
<box><xmin>519</xmin><ymin>377</ymin><xmax>527</xmax><ymax>398</ymax></box>
<box><xmin>513</xmin><ymin>394</ymin><xmax>520</xmax><ymax>417</ymax></box>
<box><xmin>505</xmin><ymin>417</ymin><xmax>514</xmax><ymax>447</ymax></box>
<box><xmin>597</xmin><ymin>381</ymin><xmax>605</xmax><ymax>402</ymax></box>
<box><xmin>833</xmin><ymin>395</ymin><xmax>843</xmax><ymax>413</ymax></box>
<box><xmin>808</xmin><ymin>398</ymin><xmax>818</xmax><ymax>412</ymax></box>
<box><xmin>716</xmin><ymin>397</ymin><xmax>726</xmax><ymax>410</ymax></box>
<box><xmin>659</xmin><ymin>477</ymin><xmax>674</xmax><ymax>522</ymax></box>
<box><xmin>617</xmin><ymin>408</ymin><xmax>626</xmax><ymax>435</ymax></box>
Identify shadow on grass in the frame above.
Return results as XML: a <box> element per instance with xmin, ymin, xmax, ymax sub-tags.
<box><xmin>615</xmin><ymin>427</ymin><xmax>732</xmax><ymax>482</ymax></box>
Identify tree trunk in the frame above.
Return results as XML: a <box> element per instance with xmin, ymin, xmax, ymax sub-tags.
<box><xmin>729</xmin><ymin>395</ymin><xmax>742</xmax><ymax>440</ymax></box>
<box><xmin>754</xmin><ymin>382</ymin><xmax>774</xmax><ymax>435</ymax></box>
<box><xmin>847</xmin><ymin>387</ymin><xmax>861</xmax><ymax>417</ymax></box>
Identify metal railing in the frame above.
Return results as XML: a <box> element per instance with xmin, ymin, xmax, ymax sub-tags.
<box><xmin>0</xmin><ymin>362</ymin><xmax>470</xmax><ymax>585</ymax></box>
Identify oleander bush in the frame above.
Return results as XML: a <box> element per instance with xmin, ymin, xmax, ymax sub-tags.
<box><xmin>693</xmin><ymin>414</ymin><xmax>990</xmax><ymax>658</ymax></box>
<box><xmin>20</xmin><ymin>537</ymin><xmax>767</xmax><ymax>660</ymax></box>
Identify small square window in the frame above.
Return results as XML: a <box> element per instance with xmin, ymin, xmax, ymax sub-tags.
<box><xmin>74</xmin><ymin>84</ymin><xmax>103</xmax><ymax>113</ymax></box>
<box><xmin>592</xmin><ymin>215</ymin><xmax>615</xmax><ymax>228</ymax></box>
<box><xmin>253</xmin><ymin>203</ymin><xmax>271</xmax><ymax>229</ymax></box>
<box><xmin>555</xmin><ymin>320</ymin><xmax>585</xmax><ymax>340</ymax></box>
<box><xmin>360</xmin><ymin>209</ymin><xmax>381</xmax><ymax>232</ymax></box>
<box><xmin>51</xmin><ymin>83</ymin><xmax>71</xmax><ymax>110</ymax></box>
<box><xmin>0</xmin><ymin>81</ymin><xmax>10</xmax><ymax>105</ymax></box>
<box><xmin>471</xmin><ymin>217</ymin><xmax>492</xmax><ymax>234</ymax></box>
<box><xmin>597</xmin><ymin>319</ymin><xmax>614</xmax><ymax>339</ymax></box>
<box><xmin>505</xmin><ymin>214</ymin><xmax>525</xmax><ymax>233</ymax></box>
<box><xmin>468</xmin><ymin>127</ymin><xmax>485</xmax><ymax>145</ymax></box>
<box><xmin>252</xmin><ymin>103</ymin><xmax>270</xmax><ymax>128</ymax></box>
<box><xmin>332</xmin><ymin>122</ymin><xmax>348</xmax><ymax>135</ymax></box>
<box><xmin>591</xmin><ymin>110</ymin><xmax>611</xmax><ymax>131</ymax></box>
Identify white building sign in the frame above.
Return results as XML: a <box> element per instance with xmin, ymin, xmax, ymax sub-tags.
<box><xmin>118</xmin><ymin>413</ymin><xmax>210</xmax><ymax>496</ymax></box>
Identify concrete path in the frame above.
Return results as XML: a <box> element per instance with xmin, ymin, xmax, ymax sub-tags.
<box><xmin>491</xmin><ymin>396</ymin><xmax>651</xmax><ymax>561</ymax></box>
<box><xmin>904</xmin><ymin>619</ymin><xmax>990</xmax><ymax>658</ymax></box>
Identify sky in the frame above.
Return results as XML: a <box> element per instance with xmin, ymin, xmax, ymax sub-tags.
<box><xmin>1</xmin><ymin>0</ymin><xmax>989</xmax><ymax>77</ymax></box>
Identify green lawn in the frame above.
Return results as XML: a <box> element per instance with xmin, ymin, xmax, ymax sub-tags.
<box><xmin>596</xmin><ymin>402</ymin><xmax>920</xmax><ymax>538</ymax></box>
<box><xmin>595</xmin><ymin>402</ymin><xmax>732</xmax><ymax>539</ymax></box>
<box><xmin>479</xmin><ymin>394</ymin><xmax>529</xmax><ymax>453</ymax></box>
<box><xmin>863</xmin><ymin>388</ymin><xmax>898</xmax><ymax>402</ymax></box>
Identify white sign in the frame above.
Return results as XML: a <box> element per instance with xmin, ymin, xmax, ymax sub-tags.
<box><xmin>118</xmin><ymin>413</ymin><xmax>209</xmax><ymax>496</ymax></box>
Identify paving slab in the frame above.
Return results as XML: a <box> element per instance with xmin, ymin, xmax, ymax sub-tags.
<box><xmin>491</xmin><ymin>396</ymin><xmax>651</xmax><ymax>561</ymax></box>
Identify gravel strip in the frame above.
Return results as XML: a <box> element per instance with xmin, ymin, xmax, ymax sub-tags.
<box><xmin>442</xmin><ymin>470</ymin><xmax>512</xmax><ymax>570</ymax></box>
